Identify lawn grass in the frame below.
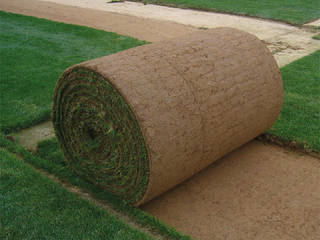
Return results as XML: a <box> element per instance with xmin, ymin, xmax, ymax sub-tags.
<box><xmin>0</xmin><ymin>11</ymin><xmax>146</xmax><ymax>133</ymax></box>
<box><xmin>0</xmin><ymin>134</ymin><xmax>191</xmax><ymax>240</ymax></box>
<box><xmin>0</xmin><ymin>11</ymin><xmax>191</xmax><ymax>240</ymax></box>
<box><xmin>132</xmin><ymin>0</ymin><xmax>320</xmax><ymax>25</ymax></box>
<box><xmin>0</xmin><ymin>148</ymin><xmax>154</xmax><ymax>240</ymax></box>
<box><xmin>267</xmin><ymin>50</ymin><xmax>320</xmax><ymax>152</ymax></box>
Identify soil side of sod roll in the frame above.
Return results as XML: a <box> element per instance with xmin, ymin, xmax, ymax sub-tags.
<box><xmin>53</xmin><ymin>27</ymin><xmax>283</xmax><ymax>205</ymax></box>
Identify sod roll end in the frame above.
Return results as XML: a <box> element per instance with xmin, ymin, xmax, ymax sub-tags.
<box><xmin>53</xmin><ymin>28</ymin><xmax>283</xmax><ymax>206</ymax></box>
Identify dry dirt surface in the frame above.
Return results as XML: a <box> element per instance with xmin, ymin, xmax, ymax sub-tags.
<box><xmin>143</xmin><ymin>140</ymin><xmax>320</xmax><ymax>240</ymax></box>
<box><xmin>0</xmin><ymin>0</ymin><xmax>197</xmax><ymax>42</ymax></box>
<box><xmin>2</xmin><ymin>1</ymin><xmax>320</xmax><ymax>240</ymax></box>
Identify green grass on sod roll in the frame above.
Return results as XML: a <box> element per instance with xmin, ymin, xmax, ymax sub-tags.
<box><xmin>0</xmin><ymin>11</ymin><xmax>146</xmax><ymax>133</ymax></box>
<box><xmin>131</xmin><ymin>0</ymin><xmax>320</xmax><ymax>25</ymax></box>
<box><xmin>267</xmin><ymin>50</ymin><xmax>320</xmax><ymax>152</ymax></box>
<box><xmin>0</xmin><ymin>134</ymin><xmax>192</xmax><ymax>240</ymax></box>
<box><xmin>52</xmin><ymin>67</ymin><xmax>149</xmax><ymax>204</ymax></box>
<box><xmin>0</xmin><ymin>148</ymin><xmax>155</xmax><ymax>240</ymax></box>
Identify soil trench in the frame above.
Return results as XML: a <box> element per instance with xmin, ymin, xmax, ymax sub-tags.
<box><xmin>1</xmin><ymin>1</ymin><xmax>320</xmax><ymax>240</ymax></box>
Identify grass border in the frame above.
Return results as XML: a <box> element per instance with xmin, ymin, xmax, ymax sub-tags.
<box><xmin>257</xmin><ymin>133</ymin><xmax>320</xmax><ymax>159</ymax></box>
<box><xmin>128</xmin><ymin>0</ymin><xmax>316</xmax><ymax>26</ymax></box>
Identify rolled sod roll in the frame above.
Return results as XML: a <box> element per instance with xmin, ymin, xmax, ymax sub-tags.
<box><xmin>52</xmin><ymin>28</ymin><xmax>283</xmax><ymax>206</ymax></box>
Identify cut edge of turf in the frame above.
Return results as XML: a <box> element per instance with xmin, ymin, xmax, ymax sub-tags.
<box><xmin>257</xmin><ymin>133</ymin><xmax>320</xmax><ymax>158</ymax></box>
<box><xmin>0</xmin><ymin>133</ymin><xmax>192</xmax><ymax>240</ymax></box>
<box><xmin>127</xmin><ymin>0</ymin><xmax>317</xmax><ymax>26</ymax></box>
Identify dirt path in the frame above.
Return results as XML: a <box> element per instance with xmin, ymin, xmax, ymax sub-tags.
<box><xmin>142</xmin><ymin>140</ymin><xmax>320</xmax><ymax>240</ymax></box>
<box><xmin>42</xmin><ymin>0</ymin><xmax>320</xmax><ymax>67</ymax></box>
<box><xmin>306</xmin><ymin>18</ymin><xmax>320</xmax><ymax>27</ymax></box>
<box><xmin>1</xmin><ymin>0</ymin><xmax>319</xmax><ymax>66</ymax></box>
<box><xmin>2</xmin><ymin>1</ymin><xmax>320</xmax><ymax>240</ymax></box>
<box><xmin>0</xmin><ymin>0</ymin><xmax>197</xmax><ymax>42</ymax></box>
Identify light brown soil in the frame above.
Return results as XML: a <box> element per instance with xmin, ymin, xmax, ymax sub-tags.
<box><xmin>306</xmin><ymin>18</ymin><xmax>320</xmax><ymax>27</ymax></box>
<box><xmin>142</xmin><ymin>140</ymin><xmax>320</xmax><ymax>240</ymax></box>
<box><xmin>0</xmin><ymin>0</ymin><xmax>196</xmax><ymax>42</ymax></box>
<box><xmin>2</xmin><ymin>1</ymin><xmax>320</xmax><ymax>239</ymax></box>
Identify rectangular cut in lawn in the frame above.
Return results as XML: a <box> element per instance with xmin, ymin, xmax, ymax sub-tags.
<box><xmin>0</xmin><ymin>148</ymin><xmax>153</xmax><ymax>240</ymax></box>
<box><xmin>0</xmin><ymin>11</ymin><xmax>146</xmax><ymax>133</ymax></box>
<box><xmin>136</xmin><ymin>0</ymin><xmax>320</xmax><ymax>24</ymax></box>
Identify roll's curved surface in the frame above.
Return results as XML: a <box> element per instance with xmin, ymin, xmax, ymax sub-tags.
<box><xmin>53</xmin><ymin>28</ymin><xmax>283</xmax><ymax>205</ymax></box>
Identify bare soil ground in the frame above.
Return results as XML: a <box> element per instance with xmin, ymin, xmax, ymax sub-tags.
<box><xmin>0</xmin><ymin>0</ymin><xmax>196</xmax><ymax>43</ymax></box>
<box><xmin>142</xmin><ymin>140</ymin><xmax>320</xmax><ymax>240</ymax></box>
<box><xmin>1</xmin><ymin>1</ymin><xmax>319</xmax><ymax>239</ymax></box>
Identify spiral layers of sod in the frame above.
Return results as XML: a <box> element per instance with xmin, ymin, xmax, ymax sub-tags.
<box><xmin>52</xmin><ymin>66</ymin><xmax>149</xmax><ymax>204</ymax></box>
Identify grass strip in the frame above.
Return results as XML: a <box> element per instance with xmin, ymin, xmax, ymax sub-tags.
<box><xmin>0</xmin><ymin>11</ymin><xmax>146</xmax><ymax>133</ymax></box>
<box><xmin>267</xmin><ymin>50</ymin><xmax>320</xmax><ymax>152</ymax></box>
<box><xmin>0</xmin><ymin>147</ymin><xmax>154</xmax><ymax>240</ymax></box>
<box><xmin>132</xmin><ymin>0</ymin><xmax>320</xmax><ymax>25</ymax></box>
<box><xmin>0</xmin><ymin>134</ymin><xmax>192</xmax><ymax>240</ymax></box>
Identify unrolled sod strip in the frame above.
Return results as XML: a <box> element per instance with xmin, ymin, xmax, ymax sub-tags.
<box><xmin>52</xmin><ymin>28</ymin><xmax>283</xmax><ymax>206</ymax></box>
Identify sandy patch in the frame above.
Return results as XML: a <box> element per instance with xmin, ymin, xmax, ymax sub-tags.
<box><xmin>305</xmin><ymin>18</ymin><xmax>320</xmax><ymax>27</ymax></box>
<box><xmin>14</xmin><ymin>121</ymin><xmax>55</xmax><ymax>151</ymax></box>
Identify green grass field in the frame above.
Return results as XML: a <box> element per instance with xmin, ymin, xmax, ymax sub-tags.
<box><xmin>0</xmin><ymin>148</ymin><xmax>154</xmax><ymax>240</ymax></box>
<box><xmin>133</xmin><ymin>0</ymin><xmax>320</xmax><ymax>24</ymax></box>
<box><xmin>0</xmin><ymin>11</ymin><xmax>146</xmax><ymax>133</ymax></box>
<box><xmin>268</xmin><ymin>50</ymin><xmax>320</xmax><ymax>152</ymax></box>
